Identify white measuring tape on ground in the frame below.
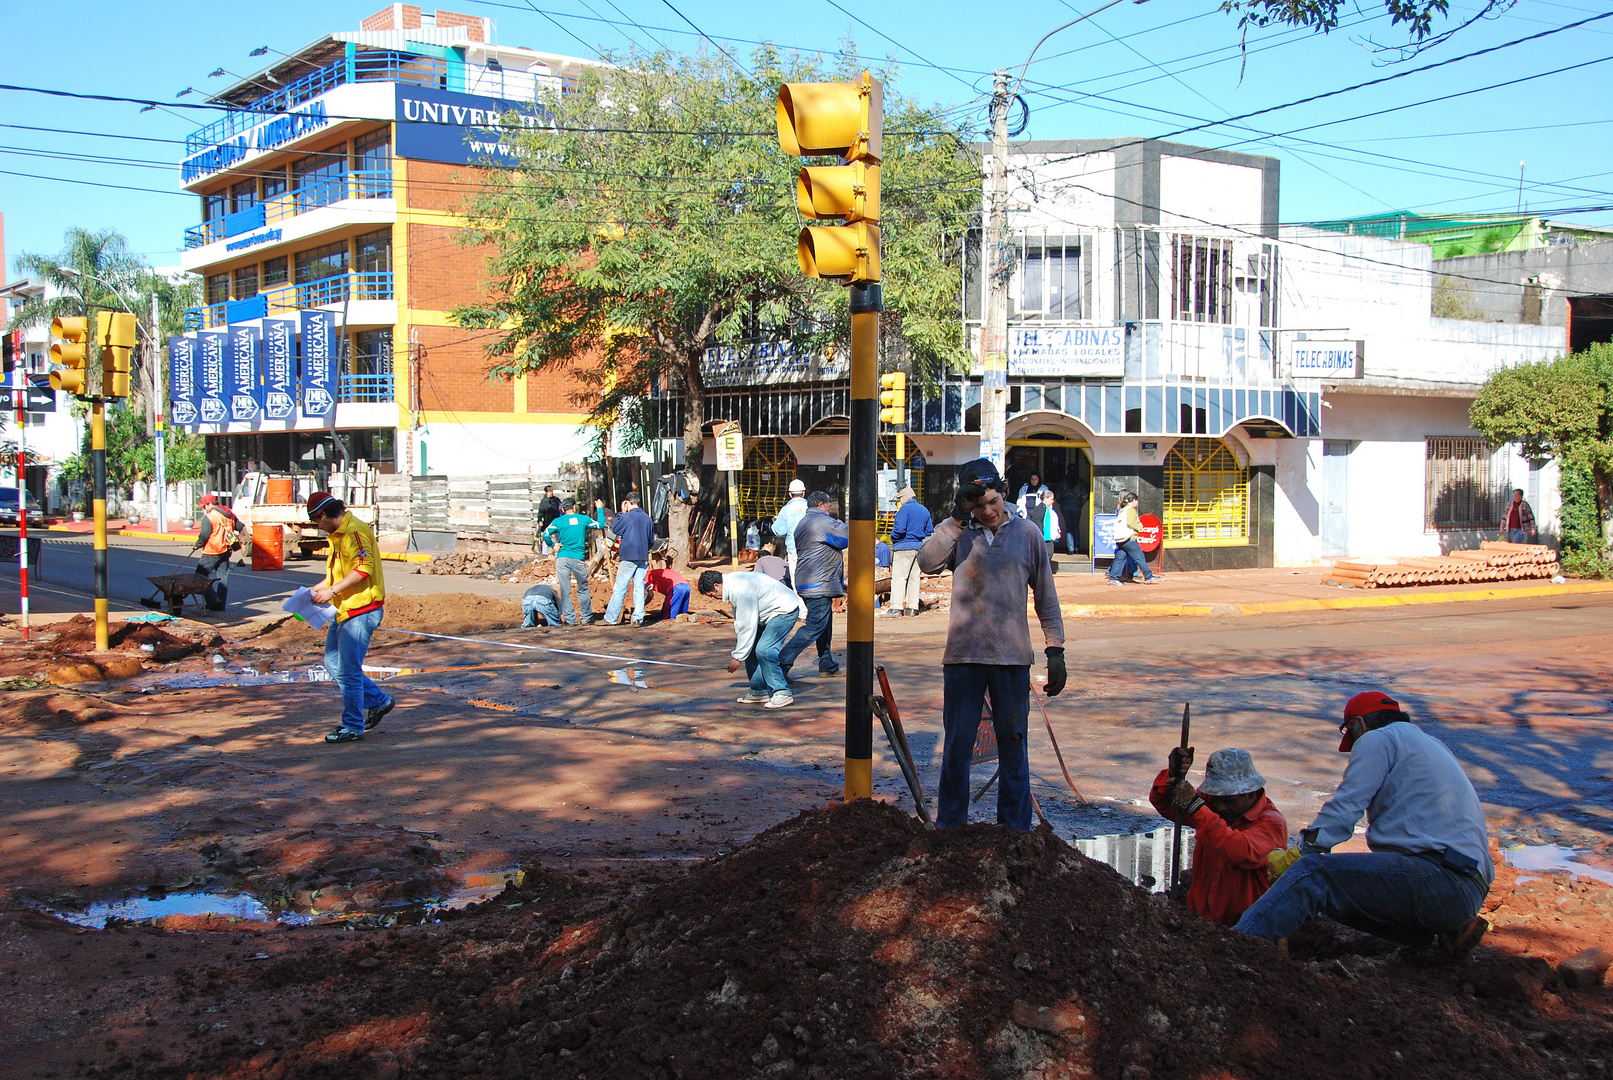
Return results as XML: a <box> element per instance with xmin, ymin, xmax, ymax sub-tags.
<box><xmin>377</xmin><ymin>627</ymin><xmax>701</xmax><ymax>668</ymax></box>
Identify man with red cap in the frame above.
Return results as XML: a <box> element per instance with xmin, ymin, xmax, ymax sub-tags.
<box><xmin>1234</xmin><ymin>690</ymin><xmax>1492</xmax><ymax>958</ymax></box>
<box><xmin>307</xmin><ymin>492</ymin><xmax>391</xmax><ymax>743</ymax></box>
<box><xmin>190</xmin><ymin>494</ymin><xmax>240</xmax><ymax>611</ymax></box>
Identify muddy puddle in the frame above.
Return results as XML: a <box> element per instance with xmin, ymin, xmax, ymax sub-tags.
<box><xmin>118</xmin><ymin>665</ymin><xmax>406</xmax><ymax>692</ymax></box>
<box><xmin>42</xmin><ymin>869</ymin><xmax>527</xmax><ymax>930</ymax></box>
<box><xmin>1504</xmin><ymin>842</ymin><xmax>1613</xmax><ymax>886</ymax></box>
<box><xmin>1074</xmin><ymin>827</ymin><xmax>1195</xmax><ymax>893</ymax></box>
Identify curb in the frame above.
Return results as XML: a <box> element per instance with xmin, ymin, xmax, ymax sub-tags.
<box><xmin>1060</xmin><ymin>579</ymin><xmax>1613</xmax><ymax>619</ymax></box>
<box><xmin>118</xmin><ymin>529</ymin><xmax>200</xmax><ymax>542</ymax></box>
<box><xmin>380</xmin><ymin>551</ymin><xmax>435</xmax><ymax>564</ymax></box>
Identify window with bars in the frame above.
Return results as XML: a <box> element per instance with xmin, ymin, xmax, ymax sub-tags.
<box><xmin>1425</xmin><ymin>437</ymin><xmax>1505</xmax><ymax>529</ymax></box>
<box><xmin>233</xmin><ymin>265</ymin><xmax>259</xmax><ymax>299</ymax></box>
<box><xmin>1170</xmin><ymin>235</ymin><xmax>1234</xmax><ymax>324</ymax></box>
<box><xmin>1163</xmin><ymin>438</ymin><xmax>1248</xmax><ymax>543</ymax></box>
<box><xmin>739</xmin><ymin>437</ymin><xmax>797</xmax><ymax>527</ymax></box>
<box><xmin>205</xmin><ymin>273</ymin><xmax>230</xmax><ymax>305</ymax></box>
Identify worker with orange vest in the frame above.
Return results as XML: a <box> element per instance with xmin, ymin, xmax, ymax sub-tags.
<box><xmin>308</xmin><ymin>491</ymin><xmax>391</xmax><ymax>744</ymax></box>
<box><xmin>191</xmin><ymin>494</ymin><xmax>240</xmax><ymax>612</ymax></box>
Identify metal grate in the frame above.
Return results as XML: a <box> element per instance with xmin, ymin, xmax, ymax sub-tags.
<box><xmin>739</xmin><ymin>437</ymin><xmax>797</xmax><ymax>529</ymax></box>
<box><xmin>1425</xmin><ymin>437</ymin><xmax>1504</xmax><ymax>529</ymax></box>
<box><xmin>1163</xmin><ymin>437</ymin><xmax>1248</xmax><ymax>542</ymax></box>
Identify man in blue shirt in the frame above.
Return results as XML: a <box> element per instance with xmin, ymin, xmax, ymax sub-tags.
<box><xmin>888</xmin><ymin>484</ymin><xmax>932</xmax><ymax>617</ymax></box>
<box><xmin>778</xmin><ymin>491</ymin><xmax>848</xmax><ymax>678</ymax></box>
<box><xmin>771</xmin><ymin>478</ymin><xmax>808</xmax><ymax>588</ymax></box>
<box><xmin>542</xmin><ymin>498</ymin><xmax>602</xmax><ymax>625</ymax></box>
<box><xmin>604</xmin><ymin>494</ymin><xmax>656</xmax><ymax>626</ymax></box>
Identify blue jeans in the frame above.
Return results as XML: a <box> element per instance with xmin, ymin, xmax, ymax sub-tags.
<box><xmin>745</xmin><ymin>613</ymin><xmax>798</xmax><ymax>696</ymax></box>
<box><xmin>324</xmin><ymin>607</ymin><xmax>388</xmax><ymax>734</ymax></box>
<box><xmin>196</xmin><ymin>552</ymin><xmax>230</xmax><ymax>609</ymax></box>
<box><xmin>663</xmin><ymin>583</ymin><xmax>690</xmax><ymax>620</ymax></box>
<box><xmin>522</xmin><ymin>592</ymin><xmax>561</xmax><ymax>627</ymax></box>
<box><xmin>1108</xmin><ymin>537</ymin><xmax>1155</xmax><ymax>582</ymax></box>
<box><xmin>1234</xmin><ymin>851</ymin><xmax>1488</xmax><ymax>948</ymax></box>
<box><xmin>938</xmin><ymin>664</ymin><xmax>1032</xmax><ymax>831</ymax></box>
<box><xmin>555</xmin><ymin>557</ymin><xmax>590</xmax><ymax>624</ymax></box>
<box><xmin>1507</xmin><ymin>528</ymin><xmax>1529</xmax><ymax>544</ymax></box>
<box><xmin>779</xmin><ymin>595</ymin><xmax>838</xmax><ymax>674</ymax></box>
<box><xmin>604</xmin><ymin>559</ymin><xmax>648</xmax><ymax>624</ymax></box>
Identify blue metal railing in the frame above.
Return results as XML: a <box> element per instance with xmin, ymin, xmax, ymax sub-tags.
<box><xmin>184</xmin><ymin>170</ymin><xmax>392</xmax><ymax>249</ymax></box>
<box><xmin>184</xmin><ymin>271</ymin><xmax>395</xmax><ymax>330</ymax></box>
<box><xmin>185</xmin><ymin>53</ymin><xmax>447</xmax><ymax>156</ymax></box>
<box><xmin>339</xmin><ymin>374</ymin><xmax>395</xmax><ymax>403</ymax></box>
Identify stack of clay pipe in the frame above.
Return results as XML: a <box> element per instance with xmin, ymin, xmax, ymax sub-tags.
<box><xmin>1324</xmin><ymin>542</ymin><xmax>1560</xmax><ymax>588</ymax></box>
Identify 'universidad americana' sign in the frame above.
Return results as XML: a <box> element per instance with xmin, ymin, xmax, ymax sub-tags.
<box><xmin>299</xmin><ymin>310</ymin><xmax>338</xmax><ymax>418</ymax></box>
<box><xmin>168</xmin><ymin>337</ymin><xmax>198</xmax><ymax>426</ymax></box>
<box><xmin>394</xmin><ymin>85</ymin><xmax>550</xmax><ymax>168</ymax></box>
<box><xmin>263</xmin><ymin>319</ymin><xmax>297</xmax><ymax>420</ymax></box>
<box><xmin>196</xmin><ymin>331</ymin><xmax>228</xmax><ymax>424</ymax></box>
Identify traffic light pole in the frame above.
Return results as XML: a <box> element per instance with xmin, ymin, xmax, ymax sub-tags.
<box><xmin>91</xmin><ymin>399</ymin><xmax>109</xmax><ymax>651</ymax></box>
<box><xmin>845</xmin><ymin>282</ymin><xmax>882</xmax><ymax>800</ymax></box>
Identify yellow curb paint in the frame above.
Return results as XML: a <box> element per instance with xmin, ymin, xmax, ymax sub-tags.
<box><xmin>117</xmin><ymin>529</ymin><xmax>198</xmax><ymax>542</ymax></box>
<box><xmin>379</xmin><ymin>551</ymin><xmax>435</xmax><ymax>564</ymax></box>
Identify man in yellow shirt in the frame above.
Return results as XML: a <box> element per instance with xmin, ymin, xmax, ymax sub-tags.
<box><xmin>308</xmin><ymin>492</ymin><xmax>390</xmax><ymax>744</ymax></box>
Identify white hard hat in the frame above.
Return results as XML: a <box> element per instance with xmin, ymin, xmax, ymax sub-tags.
<box><xmin>788</xmin><ymin>479</ymin><xmax>806</xmax><ymax>494</ymax></box>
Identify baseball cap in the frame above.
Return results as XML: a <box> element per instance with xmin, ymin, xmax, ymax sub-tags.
<box><xmin>956</xmin><ymin>457</ymin><xmax>1002</xmax><ymax>489</ymax></box>
<box><xmin>788</xmin><ymin>479</ymin><xmax>806</xmax><ymax>494</ymax></box>
<box><xmin>1339</xmin><ymin>690</ymin><xmax>1399</xmax><ymax>752</ymax></box>
<box><xmin>199</xmin><ymin>494</ymin><xmax>218</xmax><ymax>506</ymax></box>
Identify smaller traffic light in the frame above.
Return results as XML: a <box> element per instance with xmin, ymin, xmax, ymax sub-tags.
<box><xmin>879</xmin><ymin>371</ymin><xmax>907</xmax><ymax>425</ymax></box>
<box><xmin>49</xmin><ymin>316</ymin><xmax>90</xmax><ymax>396</ymax></box>
<box><xmin>98</xmin><ymin>311</ymin><xmax>138</xmax><ymax>399</ymax></box>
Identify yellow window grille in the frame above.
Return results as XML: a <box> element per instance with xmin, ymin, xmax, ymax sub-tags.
<box><xmin>739</xmin><ymin>437</ymin><xmax>797</xmax><ymax>524</ymax></box>
<box><xmin>1163</xmin><ymin>438</ymin><xmax>1248</xmax><ymax>542</ymax></box>
<box><xmin>876</xmin><ymin>434</ymin><xmax>925</xmax><ymax>541</ymax></box>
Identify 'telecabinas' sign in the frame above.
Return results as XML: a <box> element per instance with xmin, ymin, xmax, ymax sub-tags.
<box><xmin>169</xmin><ymin>337</ymin><xmax>198</xmax><ymax>427</ymax></box>
<box><xmin>263</xmin><ymin>319</ymin><xmax>297</xmax><ymax>420</ymax></box>
<box><xmin>227</xmin><ymin>324</ymin><xmax>262</xmax><ymax>422</ymax></box>
<box><xmin>299</xmin><ymin>310</ymin><xmax>337</xmax><ymax>418</ymax></box>
<box><xmin>196</xmin><ymin>331</ymin><xmax>228</xmax><ymax>424</ymax></box>
<box><xmin>1291</xmin><ymin>339</ymin><xmax>1363</xmax><ymax>379</ymax></box>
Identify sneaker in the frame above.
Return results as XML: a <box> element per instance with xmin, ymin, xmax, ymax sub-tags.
<box><xmin>819</xmin><ymin>667</ymin><xmax>842</xmax><ymax>678</ymax></box>
<box><xmin>1144</xmin><ymin>575</ymin><xmax>1165</xmax><ymax>584</ymax></box>
<box><xmin>364</xmin><ymin>696</ymin><xmax>395</xmax><ymax>731</ymax></box>
<box><xmin>324</xmin><ymin>728</ymin><xmax>364</xmax><ymax>744</ymax></box>
<box><xmin>764</xmin><ymin>692</ymin><xmax>794</xmax><ymax>710</ymax></box>
<box><xmin>737</xmin><ymin>690</ymin><xmax>771</xmax><ymax>704</ymax></box>
<box><xmin>631</xmin><ymin>620</ymin><xmax>644</xmax><ymax>627</ymax></box>
<box><xmin>1107</xmin><ymin>579</ymin><xmax>1126</xmax><ymax>587</ymax></box>
<box><xmin>1437</xmin><ymin>916</ymin><xmax>1490</xmax><ymax>961</ymax></box>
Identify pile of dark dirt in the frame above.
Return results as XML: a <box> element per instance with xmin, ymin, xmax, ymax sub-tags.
<box><xmin>48</xmin><ymin>614</ymin><xmax>213</xmax><ymax>660</ymax></box>
<box><xmin>168</xmin><ymin>801</ymin><xmax>1610</xmax><ymax>1080</ymax></box>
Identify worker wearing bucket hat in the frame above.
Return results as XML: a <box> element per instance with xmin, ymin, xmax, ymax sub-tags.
<box><xmin>1234</xmin><ymin>691</ymin><xmax>1492</xmax><ymax>959</ymax></box>
<box><xmin>1151</xmin><ymin>747</ymin><xmax>1289</xmax><ymax>925</ymax></box>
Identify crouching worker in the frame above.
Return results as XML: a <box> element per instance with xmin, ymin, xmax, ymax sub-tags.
<box><xmin>308</xmin><ymin>493</ymin><xmax>391</xmax><ymax>744</ymax></box>
<box><xmin>1235</xmin><ymin>691</ymin><xmax>1492</xmax><ymax>958</ymax></box>
<box><xmin>521</xmin><ymin>583</ymin><xmax>563</xmax><ymax>628</ymax></box>
<box><xmin>698</xmin><ymin>569</ymin><xmax>806</xmax><ymax>710</ymax></box>
<box><xmin>1150</xmin><ymin>747</ymin><xmax>1288</xmax><ymax>925</ymax></box>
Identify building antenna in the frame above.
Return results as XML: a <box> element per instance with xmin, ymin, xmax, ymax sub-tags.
<box><xmin>1517</xmin><ymin>161</ymin><xmax>1526</xmax><ymax>213</ymax></box>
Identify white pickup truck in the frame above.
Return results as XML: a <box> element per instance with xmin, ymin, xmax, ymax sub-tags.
<box><xmin>228</xmin><ymin>470</ymin><xmax>377</xmax><ymax>559</ymax></box>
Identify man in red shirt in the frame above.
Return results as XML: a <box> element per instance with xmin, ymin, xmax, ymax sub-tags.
<box><xmin>1148</xmin><ymin>747</ymin><xmax>1289</xmax><ymax>926</ymax></box>
<box><xmin>646</xmin><ymin>566</ymin><xmax>690</xmax><ymax>622</ymax></box>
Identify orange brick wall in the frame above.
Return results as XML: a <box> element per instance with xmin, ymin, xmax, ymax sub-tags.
<box><xmin>407</xmin><ymin>222</ymin><xmax>496</xmax><ymax>311</ymax></box>
<box><xmin>415</xmin><ymin>325</ymin><xmax>513</xmax><ymax>413</ymax></box>
<box><xmin>405</xmin><ymin>159</ymin><xmax>491</xmax><ymax>214</ymax></box>
<box><xmin>362</xmin><ymin>4</ymin><xmax>421</xmax><ymax>30</ymax></box>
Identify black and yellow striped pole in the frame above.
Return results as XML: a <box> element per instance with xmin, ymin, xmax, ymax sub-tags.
<box><xmin>91</xmin><ymin>399</ymin><xmax>109</xmax><ymax>651</ymax></box>
<box><xmin>778</xmin><ymin>71</ymin><xmax>883</xmax><ymax>800</ymax></box>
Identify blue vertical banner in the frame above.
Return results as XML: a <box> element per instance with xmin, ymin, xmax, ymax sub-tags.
<box><xmin>263</xmin><ymin>318</ymin><xmax>296</xmax><ymax>420</ymax></box>
<box><xmin>196</xmin><ymin>330</ymin><xmax>228</xmax><ymax>424</ymax></box>
<box><xmin>299</xmin><ymin>310</ymin><xmax>337</xmax><ymax>418</ymax></box>
<box><xmin>168</xmin><ymin>336</ymin><xmax>198</xmax><ymax>427</ymax></box>
<box><xmin>226</xmin><ymin>323</ymin><xmax>262</xmax><ymax>422</ymax></box>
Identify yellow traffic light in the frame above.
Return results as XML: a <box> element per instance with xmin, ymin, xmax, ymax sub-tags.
<box><xmin>98</xmin><ymin>311</ymin><xmax>137</xmax><ymax>398</ymax></box>
<box><xmin>49</xmin><ymin>316</ymin><xmax>90</xmax><ymax>396</ymax></box>
<box><xmin>879</xmin><ymin>371</ymin><xmax>907</xmax><ymax>425</ymax></box>
<box><xmin>777</xmin><ymin>71</ymin><xmax>883</xmax><ymax>284</ymax></box>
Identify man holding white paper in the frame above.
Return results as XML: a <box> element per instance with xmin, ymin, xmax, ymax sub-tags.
<box><xmin>307</xmin><ymin>491</ymin><xmax>391</xmax><ymax>743</ymax></box>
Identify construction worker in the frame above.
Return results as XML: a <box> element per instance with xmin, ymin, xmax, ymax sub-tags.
<box><xmin>191</xmin><ymin>494</ymin><xmax>240</xmax><ymax>612</ymax></box>
<box><xmin>1235</xmin><ymin>690</ymin><xmax>1493</xmax><ymax>957</ymax></box>
<box><xmin>307</xmin><ymin>492</ymin><xmax>390</xmax><ymax>744</ymax></box>
<box><xmin>520</xmin><ymin>583</ymin><xmax>563</xmax><ymax>628</ymax></box>
<box><xmin>698</xmin><ymin>568</ymin><xmax>806</xmax><ymax>710</ymax></box>
<box><xmin>771</xmin><ymin>478</ymin><xmax>809</xmax><ymax>587</ymax></box>
<box><xmin>543</xmin><ymin>498</ymin><xmax>602</xmax><ymax>625</ymax></box>
<box><xmin>918</xmin><ymin>459</ymin><xmax>1065</xmax><ymax>831</ymax></box>
<box><xmin>1150</xmin><ymin>748</ymin><xmax>1289</xmax><ymax>925</ymax></box>
<box><xmin>645</xmin><ymin>565</ymin><xmax>690</xmax><ymax>621</ymax></box>
<box><xmin>777</xmin><ymin>491</ymin><xmax>847</xmax><ymax>679</ymax></box>
<box><xmin>604</xmin><ymin>494</ymin><xmax>655</xmax><ymax>626</ymax></box>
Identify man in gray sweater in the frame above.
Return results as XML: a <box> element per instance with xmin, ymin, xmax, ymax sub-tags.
<box><xmin>919</xmin><ymin>458</ymin><xmax>1066</xmax><ymax>830</ymax></box>
<box><xmin>699</xmin><ymin>569</ymin><xmax>807</xmax><ymax>709</ymax></box>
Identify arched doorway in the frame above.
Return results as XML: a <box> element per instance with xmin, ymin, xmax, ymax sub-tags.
<box><xmin>739</xmin><ymin>437</ymin><xmax>797</xmax><ymax>533</ymax></box>
<box><xmin>1007</xmin><ymin>432</ymin><xmax>1093</xmax><ymax>555</ymax></box>
<box><xmin>876</xmin><ymin>434</ymin><xmax>925</xmax><ymax>540</ymax></box>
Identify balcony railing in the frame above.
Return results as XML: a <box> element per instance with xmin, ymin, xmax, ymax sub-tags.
<box><xmin>185</xmin><ymin>271</ymin><xmax>394</xmax><ymax>330</ymax></box>
<box><xmin>185</xmin><ymin>52</ymin><xmax>448</xmax><ymax>156</ymax></box>
<box><xmin>339</xmin><ymin>374</ymin><xmax>395</xmax><ymax>403</ymax></box>
<box><xmin>185</xmin><ymin>170</ymin><xmax>392</xmax><ymax>249</ymax></box>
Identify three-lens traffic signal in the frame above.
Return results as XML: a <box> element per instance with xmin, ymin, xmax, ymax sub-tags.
<box><xmin>776</xmin><ymin>71</ymin><xmax>882</xmax><ymax>283</ymax></box>
<box><xmin>98</xmin><ymin>312</ymin><xmax>137</xmax><ymax>399</ymax></box>
<box><xmin>49</xmin><ymin>317</ymin><xmax>89</xmax><ymax>396</ymax></box>
<box><xmin>879</xmin><ymin>372</ymin><xmax>906</xmax><ymax>425</ymax></box>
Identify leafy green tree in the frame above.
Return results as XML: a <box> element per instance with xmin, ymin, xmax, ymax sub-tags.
<box><xmin>1222</xmin><ymin>0</ymin><xmax>1509</xmax><ymax>48</ymax></box>
<box><xmin>454</xmin><ymin>48</ymin><xmax>977</xmax><ymax>564</ymax></box>
<box><xmin>1470</xmin><ymin>342</ymin><xmax>1613</xmax><ymax>575</ymax></box>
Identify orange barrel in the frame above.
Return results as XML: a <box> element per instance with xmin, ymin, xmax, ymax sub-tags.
<box><xmin>251</xmin><ymin>524</ymin><xmax>285</xmax><ymax>571</ymax></box>
<box><xmin>265</xmin><ymin>475</ymin><xmax>296</xmax><ymax>505</ymax></box>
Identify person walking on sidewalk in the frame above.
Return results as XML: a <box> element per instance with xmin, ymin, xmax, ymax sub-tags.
<box><xmin>1234</xmin><ymin>690</ymin><xmax>1493</xmax><ymax>958</ymax></box>
<box><xmin>699</xmin><ymin>568</ymin><xmax>806</xmax><ymax>709</ymax></box>
<box><xmin>771</xmin><ymin>478</ymin><xmax>809</xmax><ymax>587</ymax></box>
<box><xmin>1502</xmin><ymin>489</ymin><xmax>1536</xmax><ymax>544</ymax></box>
<box><xmin>778</xmin><ymin>491</ymin><xmax>848</xmax><ymax>678</ymax></box>
<box><xmin>543</xmin><ymin>498</ymin><xmax>602</xmax><ymax>625</ymax></box>
<box><xmin>604</xmin><ymin>494</ymin><xmax>655</xmax><ymax>626</ymax></box>
<box><xmin>888</xmin><ymin>485</ymin><xmax>931</xmax><ymax>618</ymax></box>
<box><xmin>1108</xmin><ymin>491</ymin><xmax>1161</xmax><ymax>586</ymax></box>
<box><xmin>918</xmin><ymin>459</ymin><xmax>1066</xmax><ymax>830</ymax></box>
<box><xmin>191</xmin><ymin>495</ymin><xmax>240</xmax><ymax>611</ymax></box>
<box><xmin>1026</xmin><ymin>489</ymin><xmax>1064</xmax><ymax>565</ymax></box>
<box><xmin>520</xmin><ymin>583</ymin><xmax>563</xmax><ymax>628</ymax></box>
<box><xmin>308</xmin><ymin>492</ymin><xmax>392</xmax><ymax>744</ymax></box>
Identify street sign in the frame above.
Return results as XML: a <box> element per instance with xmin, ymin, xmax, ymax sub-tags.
<box><xmin>0</xmin><ymin>387</ymin><xmax>57</xmax><ymax>412</ymax></box>
<box><xmin>714</xmin><ymin>421</ymin><xmax>744</xmax><ymax>472</ymax></box>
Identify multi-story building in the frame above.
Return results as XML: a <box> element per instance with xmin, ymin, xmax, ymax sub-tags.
<box><xmin>172</xmin><ymin>5</ymin><xmax>599</xmax><ymax>491</ymax></box>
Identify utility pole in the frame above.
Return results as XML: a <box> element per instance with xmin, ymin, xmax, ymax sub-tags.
<box><xmin>979</xmin><ymin>69</ymin><xmax>1011</xmax><ymax>475</ymax></box>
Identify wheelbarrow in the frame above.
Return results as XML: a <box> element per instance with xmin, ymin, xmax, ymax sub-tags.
<box><xmin>141</xmin><ymin>573</ymin><xmax>214</xmax><ymax>615</ymax></box>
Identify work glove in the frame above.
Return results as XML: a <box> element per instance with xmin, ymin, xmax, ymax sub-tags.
<box><xmin>1043</xmin><ymin>646</ymin><xmax>1066</xmax><ymax>697</ymax></box>
<box><xmin>1171</xmin><ymin>778</ymin><xmax>1206</xmax><ymax>816</ymax></box>
<box><xmin>1267</xmin><ymin>845</ymin><xmax>1303</xmax><ymax>881</ymax></box>
<box><xmin>951</xmin><ymin>483</ymin><xmax>986</xmax><ymax>524</ymax></box>
<box><xmin>1168</xmin><ymin>745</ymin><xmax>1195</xmax><ymax>779</ymax></box>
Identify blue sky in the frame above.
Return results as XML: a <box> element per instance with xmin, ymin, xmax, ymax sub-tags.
<box><xmin>2</xmin><ymin>0</ymin><xmax>1610</xmax><ymax>273</ymax></box>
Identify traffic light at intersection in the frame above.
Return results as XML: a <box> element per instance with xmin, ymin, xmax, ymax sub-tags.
<box><xmin>49</xmin><ymin>316</ymin><xmax>90</xmax><ymax>396</ymax></box>
<box><xmin>98</xmin><ymin>311</ymin><xmax>138</xmax><ymax>399</ymax></box>
<box><xmin>879</xmin><ymin>372</ymin><xmax>907</xmax><ymax>425</ymax></box>
<box><xmin>776</xmin><ymin>71</ymin><xmax>882</xmax><ymax>284</ymax></box>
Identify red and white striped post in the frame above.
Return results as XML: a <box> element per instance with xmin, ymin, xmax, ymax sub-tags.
<box><xmin>14</xmin><ymin>373</ymin><xmax>28</xmax><ymax>641</ymax></box>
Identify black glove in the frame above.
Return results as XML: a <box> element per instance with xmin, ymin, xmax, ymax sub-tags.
<box><xmin>1168</xmin><ymin>745</ymin><xmax>1195</xmax><ymax>779</ymax></box>
<box><xmin>951</xmin><ymin>482</ymin><xmax>986</xmax><ymax>524</ymax></box>
<box><xmin>1044</xmin><ymin>646</ymin><xmax>1066</xmax><ymax>697</ymax></box>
